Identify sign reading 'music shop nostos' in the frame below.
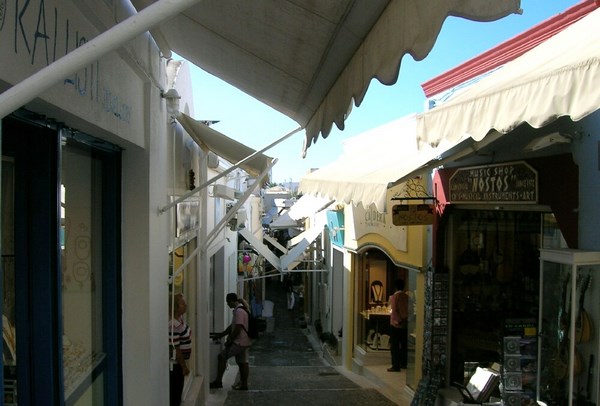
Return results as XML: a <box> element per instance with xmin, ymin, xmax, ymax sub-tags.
<box><xmin>449</xmin><ymin>161</ymin><xmax>538</xmax><ymax>204</ymax></box>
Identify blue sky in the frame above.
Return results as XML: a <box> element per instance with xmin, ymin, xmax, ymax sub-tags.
<box><xmin>187</xmin><ymin>0</ymin><xmax>582</xmax><ymax>184</ymax></box>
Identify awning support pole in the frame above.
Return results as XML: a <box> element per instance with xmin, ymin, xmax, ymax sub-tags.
<box><xmin>170</xmin><ymin>245</ymin><xmax>200</xmax><ymax>283</ymax></box>
<box><xmin>240</xmin><ymin>272</ymin><xmax>282</xmax><ymax>282</ymax></box>
<box><xmin>159</xmin><ymin>126</ymin><xmax>302</xmax><ymax>214</ymax></box>
<box><xmin>201</xmin><ymin>158</ymin><xmax>277</xmax><ymax>251</ymax></box>
<box><xmin>240</xmin><ymin>269</ymin><xmax>327</xmax><ymax>282</ymax></box>
<box><xmin>0</xmin><ymin>0</ymin><xmax>203</xmax><ymax>120</ymax></box>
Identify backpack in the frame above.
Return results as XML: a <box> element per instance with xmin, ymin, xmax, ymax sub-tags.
<box><xmin>239</xmin><ymin>308</ymin><xmax>259</xmax><ymax>339</ymax></box>
<box><xmin>247</xmin><ymin>314</ymin><xmax>259</xmax><ymax>339</ymax></box>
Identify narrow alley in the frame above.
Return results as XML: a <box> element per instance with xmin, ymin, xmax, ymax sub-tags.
<box><xmin>207</xmin><ymin>278</ymin><xmax>409</xmax><ymax>406</ymax></box>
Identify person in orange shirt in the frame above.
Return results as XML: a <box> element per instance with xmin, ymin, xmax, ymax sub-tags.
<box><xmin>388</xmin><ymin>279</ymin><xmax>408</xmax><ymax>372</ymax></box>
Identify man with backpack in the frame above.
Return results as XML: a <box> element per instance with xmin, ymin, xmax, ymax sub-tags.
<box><xmin>209</xmin><ymin>293</ymin><xmax>251</xmax><ymax>390</ymax></box>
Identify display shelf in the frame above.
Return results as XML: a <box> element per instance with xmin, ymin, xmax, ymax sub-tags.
<box><xmin>537</xmin><ymin>248</ymin><xmax>600</xmax><ymax>406</ymax></box>
<box><xmin>363</xmin><ymin>312</ymin><xmax>391</xmax><ymax>350</ymax></box>
<box><xmin>360</xmin><ymin>309</ymin><xmax>391</xmax><ymax>319</ymax></box>
<box><xmin>540</xmin><ymin>249</ymin><xmax>600</xmax><ymax>265</ymax></box>
<box><xmin>502</xmin><ymin>318</ymin><xmax>538</xmax><ymax>405</ymax></box>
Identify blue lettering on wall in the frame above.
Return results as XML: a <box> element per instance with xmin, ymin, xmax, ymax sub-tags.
<box><xmin>16</xmin><ymin>0</ymin><xmax>32</xmax><ymax>55</ymax></box>
<box><xmin>32</xmin><ymin>0</ymin><xmax>49</xmax><ymax>65</ymax></box>
<box><xmin>6</xmin><ymin>0</ymin><xmax>131</xmax><ymax>124</ymax></box>
<box><xmin>102</xmin><ymin>87</ymin><xmax>131</xmax><ymax>123</ymax></box>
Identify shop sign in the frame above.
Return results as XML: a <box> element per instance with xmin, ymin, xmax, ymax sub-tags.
<box><xmin>392</xmin><ymin>204</ymin><xmax>435</xmax><ymax>225</ymax></box>
<box><xmin>326</xmin><ymin>210</ymin><xmax>345</xmax><ymax>247</ymax></box>
<box><xmin>449</xmin><ymin>161</ymin><xmax>537</xmax><ymax>204</ymax></box>
<box><xmin>350</xmin><ymin>203</ymin><xmax>408</xmax><ymax>252</ymax></box>
<box><xmin>0</xmin><ymin>0</ymin><xmax>143</xmax><ymax>146</ymax></box>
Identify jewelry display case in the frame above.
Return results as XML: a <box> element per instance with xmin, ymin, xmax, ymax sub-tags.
<box><xmin>537</xmin><ymin>249</ymin><xmax>600</xmax><ymax>406</ymax></box>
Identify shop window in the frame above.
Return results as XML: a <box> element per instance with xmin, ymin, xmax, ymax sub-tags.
<box><xmin>447</xmin><ymin>210</ymin><xmax>548</xmax><ymax>385</ymax></box>
<box><xmin>2</xmin><ymin>116</ymin><xmax>121</xmax><ymax>405</ymax></box>
<box><xmin>356</xmin><ymin>250</ymin><xmax>420</xmax><ymax>389</ymax></box>
<box><xmin>60</xmin><ymin>136</ymin><xmax>121</xmax><ymax>405</ymax></box>
<box><xmin>2</xmin><ymin>157</ymin><xmax>17</xmax><ymax>405</ymax></box>
<box><xmin>542</xmin><ymin>213</ymin><xmax>568</xmax><ymax>249</ymax></box>
<box><xmin>169</xmin><ymin>242</ymin><xmax>197</xmax><ymax>384</ymax></box>
<box><xmin>61</xmin><ymin>143</ymin><xmax>108</xmax><ymax>403</ymax></box>
<box><xmin>357</xmin><ymin>251</ymin><xmax>409</xmax><ymax>351</ymax></box>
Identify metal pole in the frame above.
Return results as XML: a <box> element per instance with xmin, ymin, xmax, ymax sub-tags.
<box><xmin>0</xmin><ymin>0</ymin><xmax>203</xmax><ymax>119</ymax></box>
<box><xmin>170</xmin><ymin>245</ymin><xmax>200</xmax><ymax>282</ymax></box>
<box><xmin>159</xmin><ymin>126</ymin><xmax>302</xmax><ymax>214</ymax></box>
<box><xmin>202</xmin><ymin>159</ymin><xmax>278</xmax><ymax>251</ymax></box>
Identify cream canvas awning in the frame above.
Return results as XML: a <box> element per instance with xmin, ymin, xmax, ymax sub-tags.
<box><xmin>416</xmin><ymin>7</ymin><xmax>600</xmax><ymax>149</ymax></box>
<box><xmin>240</xmin><ymin>224</ymin><xmax>323</xmax><ymax>272</ymax></box>
<box><xmin>177</xmin><ymin>112</ymin><xmax>272</xmax><ymax>177</ymax></box>
<box><xmin>130</xmin><ymin>0</ymin><xmax>520</xmax><ymax>156</ymax></box>
<box><xmin>299</xmin><ymin>114</ymin><xmax>446</xmax><ymax>212</ymax></box>
<box><xmin>269</xmin><ymin>194</ymin><xmax>334</xmax><ymax>229</ymax></box>
<box><xmin>0</xmin><ymin>0</ymin><xmax>521</xmax><ymax>149</ymax></box>
<box><xmin>255</xmin><ymin>194</ymin><xmax>333</xmax><ymax>272</ymax></box>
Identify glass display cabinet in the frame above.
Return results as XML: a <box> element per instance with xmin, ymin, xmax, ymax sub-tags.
<box><xmin>537</xmin><ymin>249</ymin><xmax>600</xmax><ymax>406</ymax></box>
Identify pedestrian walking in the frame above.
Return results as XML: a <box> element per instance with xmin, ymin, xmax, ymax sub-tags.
<box><xmin>284</xmin><ymin>275</ymin><xmax>295</xmax><ymax>310</ymax></box>
<box><xmin>210</xmin><ymin>293</ymin><xmax>251</xmax><ymax>390</ymax></box>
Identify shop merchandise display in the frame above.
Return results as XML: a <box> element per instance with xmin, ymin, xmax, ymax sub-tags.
<box><xmin>2</xmin><ymin>315</ymin><xmax>16</xmax><ymax>364</ymax></box>
<box><xmin>62</xmin><ymin>335</ymin><xmax>105</xmax><ymax>399</ymax></box>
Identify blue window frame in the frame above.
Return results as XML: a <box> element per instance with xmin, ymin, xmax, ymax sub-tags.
<box><xmin>1</xmin><ymin>113</ymin><xmax>122</xmax><ymax>405</ymax></box>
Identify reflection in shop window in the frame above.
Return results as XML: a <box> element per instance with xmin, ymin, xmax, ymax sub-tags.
<box><xmin>61</xmin><ymin>143</ymin><xmax>106</xmax><ymax>404</ymax></box>
<box><xmin>169</xmin><ymin>241</ymin><xmax>197</xmax><ymax>391</ymax></box>
<box><xmin>2</xmin><ymin>158</ymin><xmax>17</xmax><ymax>404</ymax></box>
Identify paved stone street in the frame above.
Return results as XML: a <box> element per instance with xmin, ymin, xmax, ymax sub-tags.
<box><xmin>214</xmin><ymin>278</ymin><xmax>398</xmax><ymax>406</ymax></box>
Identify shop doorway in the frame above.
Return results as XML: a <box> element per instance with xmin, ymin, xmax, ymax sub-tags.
<box><xmin>443</xmin><ymin>209</ymin><xmax>565</xmax><ymax>385</ymax></box>
<box><xmin>355</xmin><ymin>249</ymin><xmax>419</xmax><ymax>388</ymax></box>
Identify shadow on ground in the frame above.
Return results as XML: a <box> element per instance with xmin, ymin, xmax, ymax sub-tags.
<box><xmin>220</xmin><ymin>278</ymin><xmax>398</xmax><ymax>406</ymax></box>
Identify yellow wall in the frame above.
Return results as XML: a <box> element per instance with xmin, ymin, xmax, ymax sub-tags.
<box><xmin>343</xmin><ymin>253</ymin><xmax>355</xmax><ymax>370</ymax></box>
<box><xmin>355</xmin><ymin>226</ymin><xmax>427</xmax><ymax>269</ymax></box>
<box><xmin>344</xmin><ymin>178</ymin><xmax>430</xmax><ymax>270</ymax></box>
